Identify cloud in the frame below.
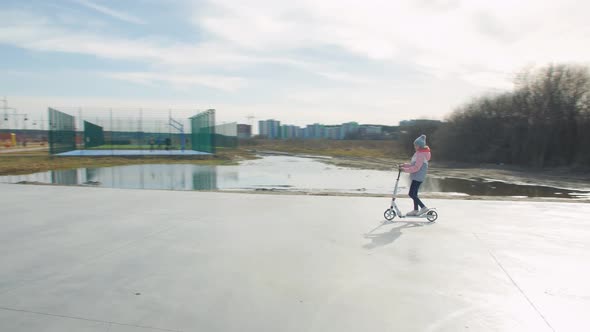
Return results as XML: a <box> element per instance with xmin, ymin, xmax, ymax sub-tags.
<box><xmin>102</xmin><ymin>71</ymin><xmax>246</xmax><ymax>91</ymax></box>
<box><xmin>0</xmin><ymin>9</ymin><xmax>312</xmax><ymax>70</ymax></box>
<box><xmin>71</xmin><ymin>0</ymin><xmax>146</xmax><ymax>24</ymax></box>
<box><xmin>6</xmin><ymin>1</ymin><xmax>590</xmax><ymax>85</ymax></box>
<box><xmin>194</xmin><ymin>0</ymin><xmax>590</xmax><ymax>85</ymax></box>
<box><xmin>415</xmin><ymin>0</ymin><xmax>462</xmax><ymax>12</ymax></box>
<box><xmin>460</xmin><ymin>71</ymin><xmax>514</xmax><ymax>90</ymax></box>
<box><xmin>313</xmin><ymin>71</ymin><xmax>380</xmax><ymax>85</ymax></box>
<box><xmin>3</xmin><ymin>0</ymin><xmax>590</xmax><ymax>124</ymax></box>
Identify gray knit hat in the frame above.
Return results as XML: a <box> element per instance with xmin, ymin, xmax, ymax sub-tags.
<box><xmin>414</xmin><ymin>134</ymin><xmax>426</xmax><ymax>148</ymax></box>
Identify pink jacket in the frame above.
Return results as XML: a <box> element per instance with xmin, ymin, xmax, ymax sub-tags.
<box><xmin>401</xmin><ymin>147</ymin><xmax>431</xmax><ymax>181</ymax></box>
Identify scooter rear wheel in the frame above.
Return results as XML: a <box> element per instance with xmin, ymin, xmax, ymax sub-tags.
<box><xmin>384</xmin><ymin>208</ymin><xmax>396</xmax><ymax>221</ymax></box>
<box><xmin>426</xmin><ymin>210</ymin><xmax>438</xmax><ymax>222</ymax></box>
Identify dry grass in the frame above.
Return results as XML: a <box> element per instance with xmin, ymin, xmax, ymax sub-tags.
<box><xmin>0</xmin><ymin>148</ymin><xmax>256</xmax><ymax>176</ymax></box>
<box><xmin>239</xmin><ymin>139</ymin><xmax>405</xmax><ymax>159</ymax></box>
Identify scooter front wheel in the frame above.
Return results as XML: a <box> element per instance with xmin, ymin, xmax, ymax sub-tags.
<box><xmin>426</xmin><ymin>210</ymin><xmax>438</xmax><ymax>222</ymax></box>
<box><xmin>384</xmin><ymin>208</ymin><xmax>396</xmax><ymax>221</ymax></box>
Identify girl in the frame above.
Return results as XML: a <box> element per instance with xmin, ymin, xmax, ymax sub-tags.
<box><xmin>400</xmin><ymin>134</ymin><xmax>431</xmax><ymax>216</ymax></box>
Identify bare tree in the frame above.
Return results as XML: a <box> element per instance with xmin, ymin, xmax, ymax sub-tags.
<box><xmin>434</xmin><ymin>64</ymin><xmax>590</xmax><ymax>168</ymax></box>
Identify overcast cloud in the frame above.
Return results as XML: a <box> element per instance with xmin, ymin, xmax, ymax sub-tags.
<box><xmin>1</xmin><ymin>0</ymin><xmax>589</xmax><ymax>125</ymax></box>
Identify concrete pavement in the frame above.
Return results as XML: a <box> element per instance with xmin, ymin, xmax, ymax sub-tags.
<box><xmin>0</xmin><ymin>183</ymin><xmax>589</xmax><ymax>331</ymax></box>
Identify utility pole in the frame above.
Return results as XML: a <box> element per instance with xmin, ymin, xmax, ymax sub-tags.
<box><xmin>1</xmin><ymin>97</ymin><xmax>18</xmax><ymax>129</ymax></box>
<box><xmin>1</xmin><ymin>97</ymin><xmax>8</xmax><ymax>129</ymax></box>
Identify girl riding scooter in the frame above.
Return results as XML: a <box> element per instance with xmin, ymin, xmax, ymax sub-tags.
<box><xmin>399</xmin><ymin>134</ymin><xmax>431</xmax><ymax>216</ymax></box>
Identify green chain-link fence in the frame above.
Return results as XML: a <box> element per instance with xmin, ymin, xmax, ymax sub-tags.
<box><xmin>83</xmin><ymin>121</ymin><xmax>105</xmax><ymax>148</ymax></box>
<box><xmin>48</xmin><ymin>108</ymin><xmax>76</xmax><ymax>154</ymax></box>
<box><xmin>190</xmin><ymin>109</ymin><xmax>216</xmax><ymax>153</ymax></box>
<box><xmin>46</xmin><ymin>108</ymin><xmax>227</xmax><ymax>155</ymax></box>
<box><xmin>214</xmin><ymin>122</ymin><xmax>238</xmax><ymax>148</ymax></box>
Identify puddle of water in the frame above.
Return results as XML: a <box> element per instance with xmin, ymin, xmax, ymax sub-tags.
<box><xmin>425</xmin><ymin>176</ymin><xmax>589</xmax><ymax>199</ymax></box>
<box><xmin>1</xmin><ymin>156</ymin><xmax>588</xmax><ymax>199</ymax></box>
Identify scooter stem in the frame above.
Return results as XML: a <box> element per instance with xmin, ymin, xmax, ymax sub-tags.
<box><xmin>392</xmin><ymin>168</ymin><xmax>402</xmax><ymax>198</ymax></box>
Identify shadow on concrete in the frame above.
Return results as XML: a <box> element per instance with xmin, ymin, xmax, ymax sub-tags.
<box><xmin>363</xmin><ymin>221</ymin><xmax>428</xmax><ymax>250</ymax></box>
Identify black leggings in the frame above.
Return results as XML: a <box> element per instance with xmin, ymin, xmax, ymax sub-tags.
<box><xmin>409</xmin><ymin>180</ymin><xmax>426</xmax><ymax>210</ymax></box>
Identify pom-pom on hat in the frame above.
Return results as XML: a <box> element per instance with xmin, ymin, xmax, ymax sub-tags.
<box><xmin>414</xmin><ymin>134</ymin><xmax>427</xmax><ymax>148</ymax></box>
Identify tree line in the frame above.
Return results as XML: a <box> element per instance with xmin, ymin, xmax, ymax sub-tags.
<box><xmin>401</xmin><ymin>64</ymin><xmax>590</xmax><ymax>168</ymax></box>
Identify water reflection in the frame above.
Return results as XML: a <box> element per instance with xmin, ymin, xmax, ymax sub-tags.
<box><xmin>1</xmin><ymin>156</ymin><xmax>588</xmax><ymax>198</ymax></box>
<box><xmin>82</xmin><ymin>164</ymin><xmax>222</xmax><ymax>190</ymax></box>
<box><xmin>3</xmin><ymin>164</ymin><xmax>223</xmax><ymax>191</ymax></box>
<box><xmin>51</xmin><ymin>169</ymin><xmax>79</xmax><ymax>186</ymax></box>
<box><xmin>422</xmin><ymin>177</ymin><xmax>587</xmax><ymax>198</ymax></box>
<box><xmin>192</xmin><ymin>168</ymin><xmax>217</xmax><ymax>190</ymax></box>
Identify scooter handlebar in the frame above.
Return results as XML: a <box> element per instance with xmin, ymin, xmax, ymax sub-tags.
<box><xmin>396</xmin><ymin>166</ymin><xmax>403</xmax><ymax>180</ymax></box>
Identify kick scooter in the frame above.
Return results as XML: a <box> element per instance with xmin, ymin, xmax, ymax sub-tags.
<box><xmin>384</xmin><ymin>168</ymin><xmax>438</xmax><ymax>222</ymax></box>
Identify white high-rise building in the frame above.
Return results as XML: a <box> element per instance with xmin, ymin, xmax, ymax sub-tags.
<box><xmin>258</xmin><ymin>119</ymin><xmax>281</xmax><ymax>139</ymax></box>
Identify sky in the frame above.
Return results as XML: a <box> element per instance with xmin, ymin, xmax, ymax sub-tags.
<box><xmin>1</xmin><ymin>0</ymin><xmax>590</xmax><ymax>128</ymax></box>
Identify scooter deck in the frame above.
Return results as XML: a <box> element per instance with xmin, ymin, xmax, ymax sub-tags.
<box><xmin>399</xmin><ymin>208</ymin><xmax>436</xmax><ymax>218</ymax></box>
<box><xmin>388</xmin><ymin>219</ymin><xmax>434</xmax><ymax>224</ymax></box>
<box><xmin>384</xmin><ymin>207</ymin><xmax>438</xmax><ymax>223</ymax></box>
